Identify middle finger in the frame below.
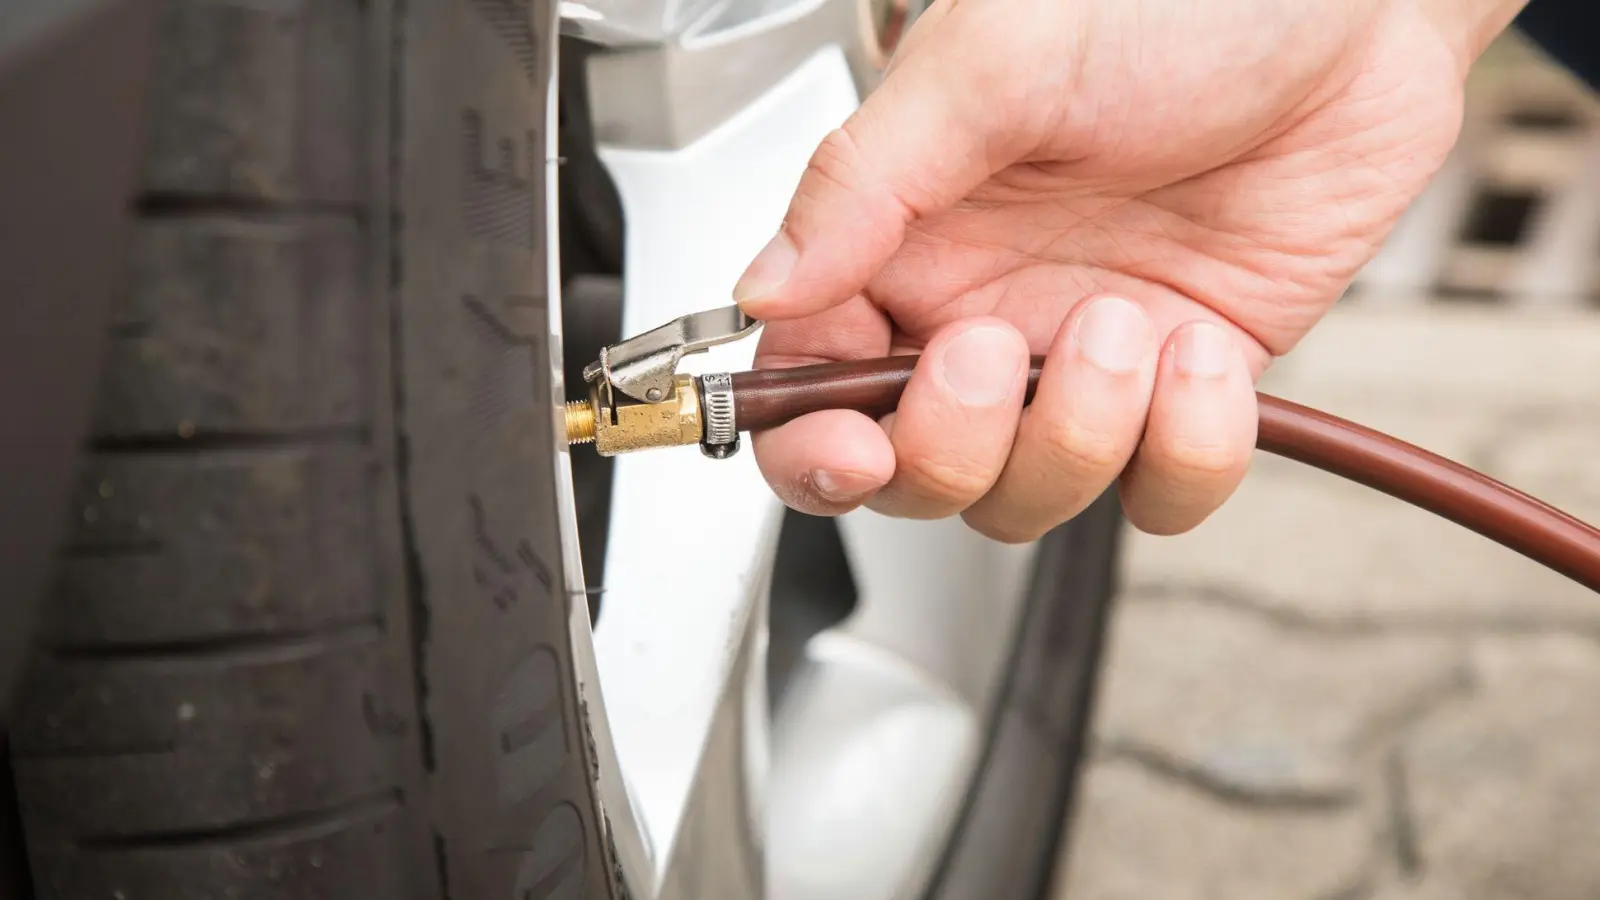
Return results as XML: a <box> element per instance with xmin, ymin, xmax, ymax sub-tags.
<box><xmin>866</xmin><ymin>317</ymin><xmax>1030</xmax><ymax>519</ymax></box>
<box><xmin>962</xmin><ymin>294</ymin><xmax>1158</xmax><ymax>542</ymax></box>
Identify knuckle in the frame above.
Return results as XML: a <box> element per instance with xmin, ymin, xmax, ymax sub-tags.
<box><xmin>800</xmin><ymin>129</ymin><xmax>864</xmax><ymax>199</ymax></box>
<box><xmin>1039</xmin><ymin>418</ymin><xmax>1127</xmax><ymax>474</ymax></box>
<box><xmin>899</xmin><ymin>449</ymin><xmax>995</xmax><ymax>505</ymax></box>
<box><xmin>792</xmin><ymin>126</ymin><xmax>908</xmax><ymax>255</ymax></box>
<box><xmin>1158</xmin><ymin>436</ymin><xmax>1242</xmax><ymax>482</ymax></box>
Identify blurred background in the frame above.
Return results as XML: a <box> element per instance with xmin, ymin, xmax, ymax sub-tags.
<box><xmin>1057</xmin><ymin>34</ymin><xmax>1600</xmax><ymax>900</ymax></box>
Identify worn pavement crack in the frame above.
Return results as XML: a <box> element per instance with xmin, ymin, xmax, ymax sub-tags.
<box><xmin>1384</xmin><ymin>749</ymin><xmax>1423</xmax><ymax>880</ymax></box>
<box><xmin>1352</xmin><ymin>655</ymin><xmax>1477</xmax><ymax>754</ymax></box>
<box><xmin>1093</xmin><ymin>737</ymin><xmax>1359</xmax><ymax>812</ymax></box>
<box><xmin>1121</xmin><ymin>581</ymin><xmax>1600</xmax><ymax>639</ymax></box>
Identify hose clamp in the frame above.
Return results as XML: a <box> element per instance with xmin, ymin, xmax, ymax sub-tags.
<box><xmin>699</xmin><ymin>372</ymin><xmax>739</xmax><ymax>459</ymax></box>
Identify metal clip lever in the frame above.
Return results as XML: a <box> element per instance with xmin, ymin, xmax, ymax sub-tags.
<box><xmin>582</xmin><ymin>305</ymin><xmax>760</xmax><ymax>404</ymax></box>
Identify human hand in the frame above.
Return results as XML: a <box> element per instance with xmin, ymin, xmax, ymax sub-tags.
<box><xmin>735</xmin><ymin>0</ymin><xmax>1524</xmax><ymax>540</ymax></box>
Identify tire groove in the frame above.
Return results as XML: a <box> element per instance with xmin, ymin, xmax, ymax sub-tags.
<box><xmin>134</xmin><ymin>193</ymin><xmax>364</xmax><ymax>221</ymax></box>
<box><xmin>76</xmin><ymin>789</ymin><xmax>403</xmax><ymax>852</ymax></box>
<box><xmin>58</xmin><ymin>540</ymin><xmax>164</xmax><ymax>559</ymax></box>
<box><xmin>89</xmin><ymin>425</ymin><xmax>369</xmax><ymax>455</ymax></box>
<box><xmin>10</xmin><ymin>742</ymin><xmax>177</xmax><ymax>762</ymax></box>
<box><xmin>386</xmin><ymin>0</ymin><xmax>438</xmax><ymax>778</ymax></box>
<box><xmin>47</xmin><ymin>619</ymin><xmax>384</xmax><ymax>665</ymax></box>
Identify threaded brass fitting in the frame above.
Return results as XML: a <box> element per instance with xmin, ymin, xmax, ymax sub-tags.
<box><xmin>563</xmin><ymin>375</ymin><xmax>703</xmax><ymax>456</ymax></box>
<box><xmin>565</xmin><ymin>400</ymin><xmax>596</xmax><ymax>444</ymax></box>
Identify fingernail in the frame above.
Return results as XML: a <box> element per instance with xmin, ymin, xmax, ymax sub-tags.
<box><xmin>812</xmin><ymin>469</ymin><xmax>881</xmax><ymax>502</ymax></box>
<box><xmin>939</xmin><ymin>325</ymin><xmax>1025</xmax><ymax>408</ymax></box>
<box><xmin>1174</xmin><ymin>322</ymin><xmax>1232</xmax><ymax>378</ymax></box>
<box><xmin>733</xmin><ymin>231</ymin><xmax>798</xmax><ymax>306</ymax></box>
<box><xmin>1074</xmin><ymin>297</ymin><xmax>1150</xmax><ymax>374</ymax></box>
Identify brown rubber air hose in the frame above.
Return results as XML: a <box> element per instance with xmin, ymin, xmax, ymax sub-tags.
<box><xmin>727</xmin><ymin>356</ymin><xmax>1600</xmax><ymax>593</ymax></box>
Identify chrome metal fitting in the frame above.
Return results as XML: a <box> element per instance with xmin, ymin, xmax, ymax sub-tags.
<box><xmin>698</xmin><ymin>371</ymin><xmax>738</xmax><ymax>459</ymax></box>
<box><xmin>582</xmin><ymin>305</ymin><xmax>759</xmax><ymax>405</ymax></box>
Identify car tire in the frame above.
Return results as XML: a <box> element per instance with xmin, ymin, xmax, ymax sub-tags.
<box><xmin>4</xmin><ymin>1</ymin><xmax>621</xmax><ymax>898</ymax></box>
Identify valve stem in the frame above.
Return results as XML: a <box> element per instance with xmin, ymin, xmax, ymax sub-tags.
<box><xmin>565</xmin><ymin>400</ymin><xmax>596</xmax><ymax>444</ymax></box>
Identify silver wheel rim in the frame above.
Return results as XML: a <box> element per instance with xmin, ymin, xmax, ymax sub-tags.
<box><xmin>548</xmin><ymin>0</ymin><xmax>1043</xmax><ymax>896</ymax></box>
<box><xmin>767</xmin><ymin>512</ymin><xmax>1039</xmax><ymax>900</ymax></box>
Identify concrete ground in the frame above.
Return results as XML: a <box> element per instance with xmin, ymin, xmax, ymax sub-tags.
<box><xmin>1055</xmin><ymin>306</ymin><xmax>1600</xmax><ymax>900</ymax></box>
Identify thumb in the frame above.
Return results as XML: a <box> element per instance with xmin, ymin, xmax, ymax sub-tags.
<box><xmin>732</xmin><ymin>31</ymin><xmax>1011</xmax><ymax>321</ymax></box>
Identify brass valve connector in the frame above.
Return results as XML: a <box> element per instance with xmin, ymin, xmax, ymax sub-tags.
<box><xmin>565</xmin><ymin>373</ymin><xmax>704</xmax><ymax>456</ymax></box>
<box><xmin>565</xmin><ymin>401</ymin><xmax>597</xmax><ymax>444</ymax></box>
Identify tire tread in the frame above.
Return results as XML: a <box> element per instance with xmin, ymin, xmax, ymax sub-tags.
<box><xmin>9</xmin><ymin>0</ymin><xmax>610</xmax><ymax>897</ymax></box>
